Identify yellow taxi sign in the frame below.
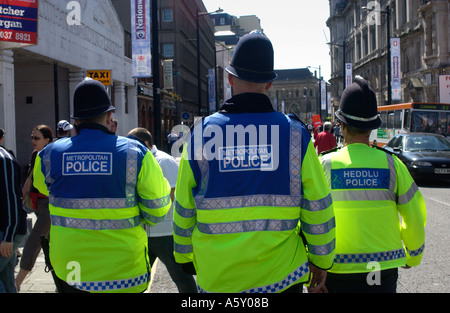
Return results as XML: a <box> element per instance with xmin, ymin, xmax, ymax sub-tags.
<box><xmin>86</xmin><ymin>70</ymin><xmax>112</xmax><ymax>86</ymax></box>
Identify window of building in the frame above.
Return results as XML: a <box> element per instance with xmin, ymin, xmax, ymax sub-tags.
<box><xmin>163</xmin><ymin>44</ymin><xmax>174</xmax><ymax>57</ymax></box>
<box><xmin>163</xmin><ymin>9</ymin><xmax>173</xmax><ymax>22</ymax></box>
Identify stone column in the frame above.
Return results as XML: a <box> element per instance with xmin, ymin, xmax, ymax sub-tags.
<box><xmin>0</xmin><ymin>49</ymin><xmax>16</xmax><ymax>154</ymax></box>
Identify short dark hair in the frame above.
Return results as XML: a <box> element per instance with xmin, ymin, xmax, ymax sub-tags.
<box><xmin>127</xmin><ymin>128</ymin><xmax>153</xmax><ymax>147</ymax></box>
<box><xmin>0</xmin><ymin>128</ymin><xmax>5</xmax><ymax>139</ymax></box>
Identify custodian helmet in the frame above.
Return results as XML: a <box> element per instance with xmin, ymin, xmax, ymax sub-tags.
<box><xmin>335</xmin><ymin>76</ymin><xmax>381</xmax><ymax>130</ymax></box>
<box><xmin>72</xmin><ymin>78</ymin><xmax>115</xmax><ymax>120</ymax></box>
<box><xmin>226</xmin><ymin>31</ymin><xmax>278</xmax><ymax>83</ymax></box>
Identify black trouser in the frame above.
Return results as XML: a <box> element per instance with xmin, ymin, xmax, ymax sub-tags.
<box><xmin>326</xmin><ymin>268</ymin><xmax>398</xmax><ymax>293</ymax></box>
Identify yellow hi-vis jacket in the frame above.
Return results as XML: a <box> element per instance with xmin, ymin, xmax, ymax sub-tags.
<box><xmin>33</xmin><ymin>127</ymin><xmax>171</xmax><ymax>293</ymax></box>
<box><xmin>320</xmin><ymin>144</ymin><xmax>427</xmax><ymax>274</ymax></box>
<box><xmin>173</xmin><ymin>100</ymin><xmax>335</xmax><ymax>293</ymax></box>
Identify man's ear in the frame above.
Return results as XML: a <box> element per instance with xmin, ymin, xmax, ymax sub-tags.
<box><xmin>265</xmin><ymin>82</ymin><xmax>272</xmax><ymax>91</ymax></box>
<box><xmin>228</xmin><ymin>73</ymin><xmax>235</xmax><ymax>87</ymax></box>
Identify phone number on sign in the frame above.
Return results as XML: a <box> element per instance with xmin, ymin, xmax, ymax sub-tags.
<box><xmin>0</xmin><ymin>31</ymin><xmax>32</xmax><ymax>42</ymax></box>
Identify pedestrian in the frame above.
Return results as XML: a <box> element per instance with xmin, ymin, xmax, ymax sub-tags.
<box><xmin>333</xmin><ymin>123</ymin><xmax>341</xmax><ymax>145</ymax></box>
<box><xmin>32</xmin><ymin>78</ymin><xmax>172</xmax><ymax>293</ymax></box>
<box><xmin>56</xmin><ymin>120</ymin><xmax>73</xmax><ymax>139</ymax></box>
<box><xmin>15</xmin><ymin>125</ymin><xmax>53</xmax><ymax>291</ymax></box>
<box><xmin>173</xmin><ymin>31</ymin><xmax>335</xmax><ymax>293</ymax></box>
<box><xmin>314</xmin><ymin>121</ymin><xmax>337</xmax><ymax>155</ymax></box>
<box><xmin>1</xmin><ymin>146</ymin><xmax>27</xmax><ymax>293</ymax></box>
<box><xmin>127</xmin><ymin>128</ymin><xmax>198</xmax><ymax>293</ymax></box>
<box><xmin>319</xmin><ymin>76</ymin><xmax>427</xmax><ymax>293</ymax></box>
<box><xmin>110</xmin><ymin>118</ymin><xmax>118</xmax><ymax>134</ymax></box>
<box><xmin>0</xmin><ymin>128</ymin><xmax>15</xmax><ymax>158</ymax></box>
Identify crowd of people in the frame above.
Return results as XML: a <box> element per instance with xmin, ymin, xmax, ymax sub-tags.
<box><xmin>1</xmin><ymin>32</ymin><xmax>427</xmax><ymax>294</ymax></box>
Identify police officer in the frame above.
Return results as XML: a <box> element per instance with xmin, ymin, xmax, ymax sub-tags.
<box><xmin>173</xmin><ymin>32</ymin><xmax>335</xmax><ymax>293</ymax></box>
<box><xmin>320</xmin><ymin>76</ymin><xmax>427</xmax><ymax>293</ymax></box>
<box><xmin>33</xmin><ymin>78</ymin><xmax>171</xmax><ymax>293</ymax></box>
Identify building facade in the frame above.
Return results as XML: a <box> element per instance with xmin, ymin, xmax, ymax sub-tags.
<box><xmin>267</xmin><ymin>69</ymin><xmax>322</xmax><ymax>123</ymax></box>
<box><xmin>1</xmin><ymin>0</ymin><xmax>137</xmax><ymax>167</ymax></box>
<box><xmin>327</xmin><ymin>0</ymin><xmax>449</xmax><ymax>112</ymax></box>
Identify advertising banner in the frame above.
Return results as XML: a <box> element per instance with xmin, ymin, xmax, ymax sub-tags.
<box><xmin>208</xmin><ymin>68</ymin><xmax>216</xmax><ymax>113</ymax></box>
<box><xmin>0</xmin><ymin>0</ymin><xmax>38</xmax><ymax>45</ymax></box>
<box><xmin>438</xmin><ymin>75</ymin><xmax>450</xmax><ymax>104</ymax></box>
<box><xmin>312</xmin><ymin>114</ymin><xmax>322</xmax><ymax>127</ymax></box>
<box><xmin>345</xmin><ymin>63</ymin><xmax>353</xmax><ymax>88</ymax></box>
<box><xmin>131</xmin><ymin>0</ymin><xmax>151</xmax><ymax>78</ymax></box>
<box><xmin>321</xmin><ymin>80</ymin><xmax>326</xmax><ymax>110</ymax></box>
<box><xmin>391</xmin><ymin>38</ymin><xmax>402</xmax><ymax>101</ymax></box>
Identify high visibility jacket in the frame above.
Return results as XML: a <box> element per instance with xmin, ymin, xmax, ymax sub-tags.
<box><xmin>173</xmin><ymin>93</ymin><xmax>335</xmax><ymax>293</ymax></box>
<box><xmin>33</xmin><ymin>125</ymin><xmax>171</xmax><ymax>293</ymax></box>
<box><xmin>320</xmin><ymin>144</ymin><xmax>427</xmax><ymax>274</ymax></box>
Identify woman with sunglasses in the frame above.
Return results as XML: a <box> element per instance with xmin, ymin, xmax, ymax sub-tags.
<box><xmin>16</xmin><ymin>125</ymin><xmax>53</xmax><ymax>291</ymax></box>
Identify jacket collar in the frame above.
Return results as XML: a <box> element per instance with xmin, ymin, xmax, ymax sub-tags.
<box><xmin>219</xmin><ymin>93</ymin><xmax>275</xmax><ymax>114</ymax></box>
<box><xmin>77</xmin><ymin>123</ymin><xmax>115</xmax><ymax>135</ymax></box>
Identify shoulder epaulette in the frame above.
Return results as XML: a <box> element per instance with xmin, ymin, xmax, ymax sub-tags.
<box><xmin>320</xmin><ymin>146</ymin><xmax>341</xmax><ymax>156</ymax></box>
<box><xmin>287</xmin><ymin>113</ymin><xmax>307</xmax><ymax>129</ymax></box>
<box><xmin>371</xmin><ymin>144</ymin><xmax>395</xmax><ymax>156</ymax></box>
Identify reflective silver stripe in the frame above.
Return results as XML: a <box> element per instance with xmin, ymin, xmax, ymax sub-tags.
<box><xmin>198</xmin><ymin>261</ymin><xmax>309</xmax><ymax>293</ymax></box>
<box><xmin>387</xmin><ymin>153</ymin><xmax>397</xmax><ymax>193</ymax></box>
<box><xmin>407</xmin><ymin>244</ymin><xmax>425</xmax><ymax>257</ymax></box>
<box><xmin>174</xmin><ymin>200</ymin><xmax>196</xmax><ymax>218</ymax></box>
<box><xmin>301</xmin><ymin>217</ymin><xmax>335</xmax><ymax>235</ymax></box>
<box><xmin>308</xmin><ymin>239</ymin><xmax>335</xmax><ymax>256</ymax></box>
<box><xmin>301</xmin><ymin>194</ymin><xmax>333</xmax><ymax>212</ymax></box>
<box><xmin>41</xmin><ymin>145</ymin><xmax>55</xmax><ymax>186</ymax></box>
<box><xmin>397</xmin><ymin>182</ymin><xmax>419</xmax><ymax>205</ymax></box>
<box><xmin>193</xmin><ymin>119</ymin><xmax>304</xmax><ymax>210</ymax></box>
<box><xmin>338</xmin><ymin>110</ymin><xmax>380</xmax><ymax>122</ymax></box>
<box><xmin>125</xmin><ymin>140</ymin><xmax>139</xmax><ymax>199</ymax></box>
<box><xmin>68</xmin><ymin>272</ymin><xmax>148</xmax><ymax>292</ymax></box>
<box><xmin>173</xmin><ymin>224</ymin><xmax>195</xmax><ymax>238</ymax></box>
<box><xmin>195</xmin><ymin>194</ymin><xmax>301</xmax><ymax>210</ymax></box>
<box><xmin>51</xmin><ymin>215</ymin><xmax>141</xmax><ymax>230</ymax></box>
<box><xmin>174</xmin><ymin>242</ymin><xmax>193</xmax><ymax>254</ymax></box>
<box><xmin>197</xmin><ymin>219</ymin><xmax>299</xmax><ymax>235</ymax></box>
<box><xmin>331</xmin><ymin>189</ymin><xmax>396</xmax><ymax>202</ymax></box>
<box><xmin>140</xmin><ymin>210</ymin><xmax>167</xmax><ymax>224</ymax></box>
<box><xmin>139</xmin><ymin>194</ymin><xmax>171</xmax><ymax>209</ymax></box>
<box><xmin>50</xmin><ymin>195</ymin><xmax>137</xmax><ymax>209</ymax></box>
<box><xmin>334</xmin><ymin>249</ymin><xmax>406</xmax><ymax>263</ymax></box>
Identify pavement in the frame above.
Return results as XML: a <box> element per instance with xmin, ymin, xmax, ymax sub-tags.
<box><xmin>15</xmin><ymin>213</ymin><xmax>180</xmax><ymax>294</ymax></box>
<box><xmin>15</xmin><ymin>250</ymin><xmax>178</xmax><ymax>293</ymax></box>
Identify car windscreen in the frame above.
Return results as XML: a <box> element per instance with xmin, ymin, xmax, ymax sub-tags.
<box><xmin>404</xmin><ymin>135</ymin><xmax>450</xmax><ymax>152</ymax></box>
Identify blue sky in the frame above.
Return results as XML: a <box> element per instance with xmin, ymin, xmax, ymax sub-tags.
<box><xmin>203</xmin><ymin>0</ymin><xmax>332</xmax><ymax>81</ymax></box>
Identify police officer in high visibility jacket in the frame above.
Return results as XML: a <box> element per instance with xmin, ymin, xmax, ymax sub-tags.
<box><xmin>320</xmin><ymin>76</ymin><xmax>427</xmax><ymax>293</ymax></box>
<box><xmin>173</xmin><ymin>32</ymin><xmax>335</xmax><ymax>293</ymax></box>
<box><xmin>33</xmin><ymin>78</ymin><xmax>171</xmax><ymax>293</ymax></box>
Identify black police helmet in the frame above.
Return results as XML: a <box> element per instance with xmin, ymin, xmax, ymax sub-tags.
<box><xmin>72</xmin><ymin>78</ymin><xmax>115</xmax><ymax>120</ymax></box>
<box><xmin>226</xmin><ymin>31</ymin><xmax>278</xmax><ymax>83</ymax></box>
<box><xmin>335</xmin><ymin>76</ymin><xmax>381</xmax><ymax>130</ymax></box>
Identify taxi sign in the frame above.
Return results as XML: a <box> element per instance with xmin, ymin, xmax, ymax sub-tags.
<box><xmin>87</xmin><ymin>70</ymin><xmax>111</xmax><ymax>86</ymax></box>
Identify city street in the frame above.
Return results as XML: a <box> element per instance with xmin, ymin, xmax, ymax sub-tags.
<box><xmin>397</xmin><ymin>180</ymin><xmax>450</xmax><ymax>293</ymax></box>
<box><xmin>18</xmin><ymin>181</ymin><xmax>449</xmax><ymax>294</ymax></box>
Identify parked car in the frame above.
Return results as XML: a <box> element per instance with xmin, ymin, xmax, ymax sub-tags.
<box><xmin>383</xmin><ymin>133</ymin><xmax>450</xmax><ymax>182</ymax></box>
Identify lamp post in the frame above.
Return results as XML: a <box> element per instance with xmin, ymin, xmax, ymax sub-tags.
<box><xmin>327</xmin><ymin>41</ymin><xmax>346</xmax><ymax>91</ymax></box>
<box><xmin>196</xmin><ymin>8</ymin><xmax>223</xmax><ymax>117</ymax></box>
<box><xmin>152</xmin><ymin>0</ymin><xmax>162</xmax><ymax>148</ymax></box>
<box><xmin>363</xmin><ymin>3</ymin><xmax>391</xmax><ymax>105</ymax></box>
